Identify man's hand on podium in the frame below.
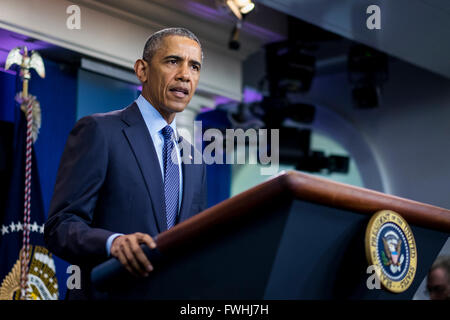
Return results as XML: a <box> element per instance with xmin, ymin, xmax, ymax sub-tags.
<box><xmin>110</xmin><ymin>232</ymin><xmax>157</xmax><ymax>277</ymax></box>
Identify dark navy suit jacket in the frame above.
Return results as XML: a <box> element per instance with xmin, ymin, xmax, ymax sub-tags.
<box><xmin>44</xmin><ymin>102</ymin><xmax>207</xmax><ymax>299</ymax></box>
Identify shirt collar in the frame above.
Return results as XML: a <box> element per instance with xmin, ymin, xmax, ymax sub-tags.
<box><xmin>135</xmin><ymin>94</ymin><xmax>177</xmax><ymax>139</ymax></box>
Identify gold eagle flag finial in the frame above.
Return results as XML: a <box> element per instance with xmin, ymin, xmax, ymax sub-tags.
<box><xmin>5</xmin><ymin>46</ymin><xmax>45</xmax><ymax>143</ymax></box>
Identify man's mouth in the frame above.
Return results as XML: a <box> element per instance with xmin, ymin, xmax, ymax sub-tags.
<box><xmin>169</xmin><ymin>87</ymin><xmax>189</xmax><ymax>98</ymax></box>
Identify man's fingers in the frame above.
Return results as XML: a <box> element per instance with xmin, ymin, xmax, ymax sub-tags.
<box><xmin>137</xmin><ymin>233</ymin><xmax>157</xmax><ymax>249</ymax></box>
<box><xmin>112</xmin><ymin>233</ymin><xmax>157</xmax><ymax>277</ymax></box>
<box><xmin>129</xmin><ymin>236</ymin><xmax>153</xmax><ymax>273</ymax></box>
<box><xmin>116</xmin><ymin>248</ymin><xmax>139</xmax><ymax>277</ymax></box>
<box><xmin>122</xmin><ymin>238</ymin><xmax>149</xmax><ymax>276</ymax></box>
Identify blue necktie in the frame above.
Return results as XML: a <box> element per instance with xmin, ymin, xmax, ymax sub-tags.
<box><xmin>161</xmin><ymin>125</ymin><xmax>179</xmax><ymax>229</ymax></box>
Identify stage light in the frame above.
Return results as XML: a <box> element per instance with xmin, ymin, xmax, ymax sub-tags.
<box><xmin>226</xmin><ymin>0</ymin><xmax>255</xmax><ymax>20</ymax></box>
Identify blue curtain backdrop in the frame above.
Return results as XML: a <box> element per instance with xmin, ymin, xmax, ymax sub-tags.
<box><xmin>76</xmin><ymin>69</ymin><xmax>139</xmax><ymax>120</ymax></box>
<box><xmin>196</xmin><ymin>109</ymin><xmax>232</xmax><ymax>208</ymax></box>
<box><xmin>0</xmin><ymin>72</ymin><xmax>17</xmax><ymax>215</ymax></box>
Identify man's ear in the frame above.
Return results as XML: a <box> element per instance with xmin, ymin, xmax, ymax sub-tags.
<box><xmin>134</xmin><ymin>59</ymin><xmax>148</xmax><ymax>83</ymax></box>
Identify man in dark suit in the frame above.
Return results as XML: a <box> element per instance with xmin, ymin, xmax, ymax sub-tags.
<box><xmin>44</xmin><ymin>28</ymin><xmax>207</xmax><ymax>299</ymax></box>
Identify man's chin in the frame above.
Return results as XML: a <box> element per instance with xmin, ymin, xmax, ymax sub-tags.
<box><xmin>167</xmin><ymin>99</ymin><xmax>191</xmax><ymax>112</ymax></box>
<box><xmin>167</xmin><ymin>101</ymin><xmax>190</xmax><ymax>112</ymax></box>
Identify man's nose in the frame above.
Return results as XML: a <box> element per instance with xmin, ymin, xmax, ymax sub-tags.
<box><xmin>176</xmin><ymin>63</ymin><xmax>190</xmax><ymax>82</ymax></box>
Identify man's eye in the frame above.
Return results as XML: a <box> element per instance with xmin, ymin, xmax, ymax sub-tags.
<box><xmin>192</xmin><ymin>65</ymin><xmax>200</xmax><ymax>71</ymax></box>
<box><xmin>168</xmin><ymin>59</ymin><xmax>177</xmax><ymax>64</ymax></box>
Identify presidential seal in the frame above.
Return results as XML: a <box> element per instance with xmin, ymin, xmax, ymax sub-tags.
<box><xmin>365</xmin><ymin>210</ymin><xmax>417</xmax><ymax>293</ymax></box>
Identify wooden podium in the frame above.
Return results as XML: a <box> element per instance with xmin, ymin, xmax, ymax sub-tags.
<box><xmin>92</xmin><ymin>170</ymin><xmax>450</xmax><ymax>299</ymax></box>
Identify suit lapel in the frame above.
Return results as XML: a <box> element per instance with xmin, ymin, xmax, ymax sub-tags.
<box><xmin>121</xmin><ymin>103</ymin><xmax>167</xmax><ymax>233</ymax></box>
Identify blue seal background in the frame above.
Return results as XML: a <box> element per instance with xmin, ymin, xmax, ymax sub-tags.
<box><xmin>376</xmin><ymin>222</ymin><xmax>410</xmax><ymax>281</ymax></box>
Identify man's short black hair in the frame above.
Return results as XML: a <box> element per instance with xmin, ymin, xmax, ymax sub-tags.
<box><xmin>142</xmin><ymin>27</ymin><xmax>203</xmax><ymax>63</ymax></box>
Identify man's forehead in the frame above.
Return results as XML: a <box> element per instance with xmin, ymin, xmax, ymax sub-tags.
<box><xmin>158</xmin><ymin>35</ymin><xmax>202</xmax><ymax>59</ymax></box>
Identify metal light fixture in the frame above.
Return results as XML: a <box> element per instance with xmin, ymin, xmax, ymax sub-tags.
<box><xmin>226</xmin><ymin>0</ymin><xmax>255</xmax><ymax>20</ymax></box>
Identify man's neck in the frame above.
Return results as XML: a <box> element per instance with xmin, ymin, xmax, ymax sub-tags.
<box><xmin>141</xmin><ymin>92</ymin><xmax>175</xmax><ymax>124</ymax></box>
